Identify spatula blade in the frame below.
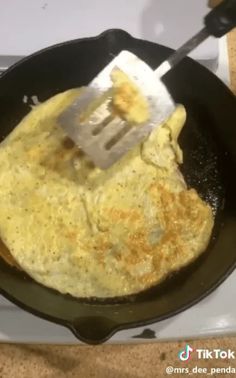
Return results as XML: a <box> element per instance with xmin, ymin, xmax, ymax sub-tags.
<box><xmin>58</xmin><ymin>50</ymin><xmax>176</xmax><ymax>169</ymax></box>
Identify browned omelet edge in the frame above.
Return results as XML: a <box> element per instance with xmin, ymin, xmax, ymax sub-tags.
<box><xmin>0</xmin><ymin>238</ymin><xmax>21</xmax><ymax>269</ymax></box>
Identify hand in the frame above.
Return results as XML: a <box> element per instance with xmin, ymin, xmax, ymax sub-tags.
<box><xmin>208</xmin><ymin>0</ymin><xmax>224</xmax><ymax>7</ymax></box>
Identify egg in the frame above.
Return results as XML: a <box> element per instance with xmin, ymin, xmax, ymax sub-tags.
<box><xmin>0</xmin><ymin>88</ymin><xmax>214</xmax><ymax>298</ymax></box>
<box><xmin>111</xmin><ymin>69</ymin><xmax>150</xmax><ymax>124</ymax></box>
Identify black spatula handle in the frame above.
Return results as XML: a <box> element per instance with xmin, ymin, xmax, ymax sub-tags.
<box><xmin>205</xmin><ymin>0</ymin><xmax>236</xmax><ymax>37</ymax></box>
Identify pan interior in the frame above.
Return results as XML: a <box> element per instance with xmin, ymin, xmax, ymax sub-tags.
<box><xmin>0</xmin><ymin>86</ymin><xmax>224</xmax><ymax>304</ymax></box>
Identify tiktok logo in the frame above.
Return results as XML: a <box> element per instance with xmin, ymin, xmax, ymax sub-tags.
<box><xmin>178</xmin><ymin>344</ymin><xmax>194</xmax><ymax>361</ymax></box>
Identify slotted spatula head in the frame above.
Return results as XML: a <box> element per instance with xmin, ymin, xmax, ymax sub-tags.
<box><xmin>58</xmin><ymin>50</ymin><xmax>176</xmax><ymax>169</ymax></box>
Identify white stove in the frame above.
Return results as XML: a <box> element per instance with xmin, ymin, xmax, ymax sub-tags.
<box><xmin>0</xmin><ymin>0</ymin><xmax>235</xmax><ymax>344</ymax></box>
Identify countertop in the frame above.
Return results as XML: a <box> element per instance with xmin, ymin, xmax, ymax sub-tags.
<box><xmin>0</xmin><ymin>30</ymin><xmax>235</xmax><ymax>378</ymax></box>
<box><xmin>228</xmin><ymin>31</ymin><xmax>236</xmax><ymax>94</ymax></box>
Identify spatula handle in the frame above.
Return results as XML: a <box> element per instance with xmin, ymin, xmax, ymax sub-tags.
<box><xmin>155</xmin><ymin>0</ymin><xmax>236</xmax><ymax>78</ymax></box>
<box><xmin>205</xmin><ymin>0</ymin><xmax>236</xmax><ymax>37</ymax></box>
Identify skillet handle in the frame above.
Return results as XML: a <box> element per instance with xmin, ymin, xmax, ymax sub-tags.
<box><xmin>69</xmin><ymin>317</ymin><xmax>118</xmax><ymax>345</ymax></box>
<box><xmin>205</xmin><ymin>0</ymin><xmax>236</xmax><ymax>37</ymax></box>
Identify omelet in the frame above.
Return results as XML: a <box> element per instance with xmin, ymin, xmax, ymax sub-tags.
<box><xmin>0</xmin><ymin>88</ymin><xmax>214</xmax><ymax>298</ymax></box>
<box><xmin>111</xmin><ymin>69</ymin><xmax>150</xmax><ymax>124</ymax></box>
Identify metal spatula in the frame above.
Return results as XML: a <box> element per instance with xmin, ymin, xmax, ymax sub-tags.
<box><xmin>58</xmin><ymin>0</ymin><xmax>236</xmax><ymax>169</ymax></box>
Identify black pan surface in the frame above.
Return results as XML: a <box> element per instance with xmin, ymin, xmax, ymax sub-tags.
<box><xmin>0</xmin><ymin>29</ymin><xmax>236</xmax><ymax>344</ymax></box>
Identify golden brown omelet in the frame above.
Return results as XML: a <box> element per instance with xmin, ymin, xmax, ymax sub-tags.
<box><xmin>0</xmin><ymin>88</ymin><xmax>214</xmax><ymax>297</ymax></box>
<box><xmin>111</xmin><ymin>69</ymin><xmax>149</xmax><ymax>124</ymax></box>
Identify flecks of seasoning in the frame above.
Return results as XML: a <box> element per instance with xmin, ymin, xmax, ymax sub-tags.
<box><xmin>86</xmin><ymin>160</ymin><xmax>95</xmax><ymax>169</ymax></box>
<box><xmin>75</xmin><ymin>149</ymin><xmax>85</xmax><ymax>158</ymax></box>
<box><xmin>62</xmin><ymin>137</ymin><xmax>75</xmax><ymax>150</ymax></box>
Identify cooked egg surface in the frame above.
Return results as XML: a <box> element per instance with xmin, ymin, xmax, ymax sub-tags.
<box><xmin>111</xmin><ymin>69</ymin><xmax>150</xmax><ymax>124</ymax></box>
<box><xmin>0</xmin><ymin>88</ymin><xmax>214</xmax><ymax>298</ymax></box>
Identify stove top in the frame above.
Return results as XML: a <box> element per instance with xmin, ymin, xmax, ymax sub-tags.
<box><xmin>0</xmin><ymin>37</ymin><xmax>235</xmax><ymax>344</ymax></box>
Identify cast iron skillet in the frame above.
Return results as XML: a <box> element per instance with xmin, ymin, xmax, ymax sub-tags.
<box><xmin>0</xmin><ymin>29</ymin><xmax>236</xmax><ymax>345</ymax></box>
